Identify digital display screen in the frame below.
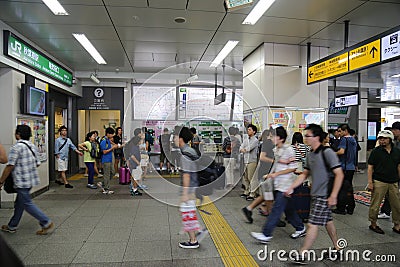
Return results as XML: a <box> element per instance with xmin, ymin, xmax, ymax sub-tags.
<box><xmin>25</xmin><ymin>86</ymin><xmax>46</xmax><ymax>116</ymax></box>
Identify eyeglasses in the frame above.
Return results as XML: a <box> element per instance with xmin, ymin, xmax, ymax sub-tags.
<box><xmin>304</xmin><ymin>134</ymin><xmax>314</xmax><ymax>138</ymax></box>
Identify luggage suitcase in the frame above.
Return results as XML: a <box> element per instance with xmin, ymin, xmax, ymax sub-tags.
<box><xmin>119</xmin><ymin>166</ymin><xmax>131</xmax><ymax>185</ymax></box>
<box><xmin>292</xmin><ymin>181</ymin><xmax>311</xmax><ymax>222</ymax></box>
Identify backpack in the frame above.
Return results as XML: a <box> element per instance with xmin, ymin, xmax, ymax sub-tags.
<box><xmin>96</xmin><ymin>136</ymin><xmax>106</xmax><ymax>159</ymax></box>
<box><xmin>320</xmin><ymin>146</ymin><xmax>336</xmax><ymax>196</ymax></box>
<box><xmin>90</xmin><ymin>142</ymin><xmax>98</xmax><ymax>158</ymax></box>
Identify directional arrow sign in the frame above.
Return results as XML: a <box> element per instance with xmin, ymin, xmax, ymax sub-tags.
<box><xmin>349</xmin><ymin>39</ymin><xmax>380</xmax><ymax>71</ymax></box>
<box><xmin>307</xmin><ymin>52</ymin><xmax>348</xmax><ymax>84</ymax></box>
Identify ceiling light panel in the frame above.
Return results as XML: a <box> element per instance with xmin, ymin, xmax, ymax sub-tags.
<box><xmin>242</xmin><ymin>0</ymin><xmax>275</xmax><ymax>25</ymax></box>
<box><xmin>73</xmin><ymin>34</ymin><xmax>107</xmax><ymax>65</ymax></box>
<box><xmin>210</xmin><ymin>40</ymin><xmax>239</xmax><ymax>68</ymax></box>
<box><xmin>42</xmin><ymin>0</ymin><xmax>69</xmax><ymax>15</ymax></box>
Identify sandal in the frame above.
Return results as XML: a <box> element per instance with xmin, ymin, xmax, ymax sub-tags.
<box><xmin>392</xmin><ymin>227</ymin><xmax>400</xmax><ymax>234</ymax></box>
<box><xmin>369</xmin><ymin>225</ymin><xmax>385</xmax><ymax>234</ymax></box>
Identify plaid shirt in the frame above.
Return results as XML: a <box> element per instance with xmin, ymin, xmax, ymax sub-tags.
<box><xmin>7</xmin><ymin>140</ymin><xmax>41</xmax><ymax>188</ymax></box>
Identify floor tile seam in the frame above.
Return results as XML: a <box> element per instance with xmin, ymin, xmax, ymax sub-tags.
<box><xmin>199</xmin><ymin>197</ymin><xmax>259</xmax><ymax>267</ymax></box>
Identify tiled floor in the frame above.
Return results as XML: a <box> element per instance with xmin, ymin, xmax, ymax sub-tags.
<box><xmin>0</xmin><ymin>172</ymin><xmax>399</xmax><ymax>266</ymax></box>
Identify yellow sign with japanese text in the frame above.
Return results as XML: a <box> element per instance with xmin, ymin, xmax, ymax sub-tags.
<box><xmin>307</xmin><ymin>52</ymin><xmax>348</xmax><ymax>84</ymax></box>
<box><xmin>349</xmin><ymin>39</ymin><xmax>380</xmax><ymax>71</ymax></box>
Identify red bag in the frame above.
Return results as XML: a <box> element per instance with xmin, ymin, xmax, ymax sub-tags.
<box><xmin>180</xmin><ymin>201</ymin><xmax>200</xmax><ymax>232</ymax></box>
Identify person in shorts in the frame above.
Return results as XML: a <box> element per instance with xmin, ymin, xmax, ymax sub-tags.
<box><xmin>286</xmin><ymin>124</ymin><xmax>344</xmax><ymax>264</ymax></box>
<box><xmin>127</xmin><ymin>135</ymin><xmax>143</xmax><ymax>196</ymax></box>
<box><xmin>54</xmin><ymin>125</ymin><xmax>82</xmax><ymax>188</ymax></box>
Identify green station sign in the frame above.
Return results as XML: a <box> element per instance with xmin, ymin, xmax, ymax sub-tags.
<box><xmin>3</xmin><ymin>31</ymin><xmax>73</xmax><ymax>86</ymax></box>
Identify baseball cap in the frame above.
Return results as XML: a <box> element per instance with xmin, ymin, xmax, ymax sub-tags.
<box><xmin>392</xmin><ymin>121</ymin><xmax>400</xmax><ymax>130</ymax></box>
<box><xmin>377</xmin><ymin>130</ymin><xmax>394</xmax><ymax>140</ymax></box>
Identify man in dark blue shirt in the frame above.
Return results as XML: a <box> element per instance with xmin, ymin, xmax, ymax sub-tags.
<box><xmin>333</xmin><ymin>124</ymin><xmax>357</xmax><ymax>215</ymax></box>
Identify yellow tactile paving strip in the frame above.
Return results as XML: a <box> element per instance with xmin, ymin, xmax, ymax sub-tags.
<box><xmin>199</xmin><ymin>196</ymin><xmax>259</xmax><ymax>267</ymax></box>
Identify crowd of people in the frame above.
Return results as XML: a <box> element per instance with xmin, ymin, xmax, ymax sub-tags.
<box><xmin>0</xmin><ymin>121</ymin><xmax>399</xmax><ymax>261</ymax></box>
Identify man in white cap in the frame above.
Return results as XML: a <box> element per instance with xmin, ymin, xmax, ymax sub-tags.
<box><xmin>367</xmin><ymin>130</ymin><xmax>400</xmax><ymax>235</ymax></box>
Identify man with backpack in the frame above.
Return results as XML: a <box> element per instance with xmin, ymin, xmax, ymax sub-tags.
<box><xmin>99</xmin><ymin>127</ymin><xmax>118</xmax><ymax>194</ymax></box>
<box><xmin>286</xmin><ymin>124</ymin><xmax>344</xmax><ymax>264</ymax></box>
<box><xmin>54</xmin><ymin>125</ymin><xmax>82</xmax><ymax>188</ymax></box>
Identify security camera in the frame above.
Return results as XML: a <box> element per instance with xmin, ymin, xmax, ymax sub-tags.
<box><xmin>90</xmin><ymin>73</ymin><xmax>100</xmax><ymax>84</ymax></box>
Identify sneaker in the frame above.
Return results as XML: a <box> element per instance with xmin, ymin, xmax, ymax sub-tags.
<box><xmin>84</xmin><ymin>174</ymin><xmax>88</xmax><ymax>177</ymax></box>
<box><xmin>65</xmin><ymin>183</ymin><xmax>73</xmax><ymax>189</ymax></box>
<box><xmin>97</xmin><ymin>174</ymin><xmax>103</xmax><ymax>178</ymax></box>
<box><xmin>115</xmin><ymin>173</ymin><xmax>119</xmax><ymax>178</ymax></box>
<box><xmin>291</xmin><ymin>227</ymin><xmax>306</xmax><ymax>239</ymax></box>
<box><xmin>241</xmin><ymin>207</ymin><xmax>253</xmax><ymax>224</ymax></box>
<box><xmin>257</xmin><ymin>207</ymin><xmax>269</xmax><ymax>216</ymax></box>
<box><xmin>179</xmin><ymin>241</ymin><xmax>199</xmax><ymax>249</ymax></box>
<box><xmin>195</xmin><ymin>229</ymin><xmax>209</xmax><ymax>243</ymax></box>
<box><xmin>246</xmin><ymin>196</ymin><xmax>255</xmax><ymax>201</ymax></box>
<box><xmin>87</xmin><ymin>184</ymin><xmax>97</xmax><ymax>189</ymax></box>
<box><xmin>250</xmin><ymin>232</ymin><xmax>272</xmax><ymax>243</ymax></box>
<box><xmin>55</xmin><ymin>180</ymin><xmax>63</xmax><ymax>185</ymax></box>
<box><xmin>1</xmin><ymin>225</ymin><xmax>16</xmax><ymax>233</ymax></box>
<box><xmin>102</xmin><ymin>190</ymin><xmax>109</xmax><ymax>194</ymax></box>
<box><xmin>107</xmin><ymin>190</ymin><xmax>114</xmax><ymax>194</ymax></box>
<box><xmin>378</xmin><ymin>213</ymin><xmax>391</xmax><ymax>219</ymax></box>
<box><xmin>133</xmin><ymin>190</ymin><xmax>142</xmax><ymax>196</ymax></box>
<box><xmin>36</xmin><ymin>222</ymin><xmax>54</xmax><ymax>235</ymax></box>
<box><xmin>240</xmin><ymin>193</ymin><xmax>248</xmax><ymax>198</ymax></box>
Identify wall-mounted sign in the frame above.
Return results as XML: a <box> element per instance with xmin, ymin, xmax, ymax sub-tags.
<box><xmin>308</xmin><ymin>25</ymin><xmax>400</xmax><ymax>84</ymax></box>
<box><xmin>77</xmin><ymin>87</ymin><xmax>123</xmax><ymax>110</ymax></box>
<box><xmin>307</xmin><ymin>52</ymin><xmax>348</xmax><ymax>84</ymax></box>
<box><xmin>3</xmin><ymin>31</ymin><xmax>73</xmax><ymax>86</ymax></box>
<box><xmin>349</xmin><ymin>39</ymin><xmax>380</xmax><ymax>71</ymax></box>
<box><xmin>381</xmin><ymin>30</ymin><xmax>400</xmax><ymax>61</ymax></box>
<box><xmin>225</xmin><ymin>0</ymin><xmax>253</xmax><ymax>11</ymax></box>
<box><xmin>334</xmin><ymin>93</ymin><xmax>359</xmax><ymax>108</ymax></box>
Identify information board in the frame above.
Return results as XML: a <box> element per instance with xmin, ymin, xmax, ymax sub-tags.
<box><xmin>133</xmin><ymin>86</ymin><xmax>177</xmax><ymax>120</ymax></box>
<box><xmin>349</xmin><ymin>39</ymin><xmax>380</xmax><ymax>71</ymax></box>
<box><xmin>382</xmin><ymin>30</ymin><xmax>400</xmax><ymax>61</ymax></box>
<box><xmin>334</xmin><ymin>93</ymin><xmax>359</xmax><ymax>108</ymax></box>
<box><xmin>307</xmin><ymin>52</ymin><xmax>348</xmax><ymax>84</ymax></box>
<box><xmin>4</xmin><ymin>31</ymin><xmax>73</xmax><ymax>86</ymax></box>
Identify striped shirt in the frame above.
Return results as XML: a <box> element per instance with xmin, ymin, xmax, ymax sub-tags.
<box><xmin>7</xmin><ymin>140</ymin><xmax>41</xmax><ymax>189</ymax></box>
<box><xmin>292</xmin><ymin>143</ymin><xmax>310</xmax><ymax>163</ymax></box>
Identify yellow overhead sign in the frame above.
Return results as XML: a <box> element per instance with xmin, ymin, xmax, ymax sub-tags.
<box><xmin>349</xmin><ymin>39</ymin><xmax>380</xmax><ymax>71</ymax></box>
<box><xmin>307</xmin><ymin>52</ymin><xmax>348</xmax><ymax>84</ymax></box>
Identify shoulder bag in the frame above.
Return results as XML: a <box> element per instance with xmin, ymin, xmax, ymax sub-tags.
<box><xmin>4</xmin><ymin>142</ymin><xmax>36</xmax><ymax>194</ymax></box>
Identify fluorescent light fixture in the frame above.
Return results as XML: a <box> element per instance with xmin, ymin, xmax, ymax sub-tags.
<box><xmin>73</xmin><ymin>34</ymin><xmax>107</xmax><ymax>65</ymax></box>
<box><xmin>42</xmin><ymin>0</ymin><xmax>69</xmax><ymax>15</ymax></box>
<box><xmin>210</xmin><ymin>40</ymin><xmax>239</xmax><ymax>68</ymax></box>
<box><xmin>391</xmin><ymin>73</ymin><xmax>400</xmax><ymax>78</ymax></box>
<box><xmin>242</xmin><ymin>0</ymin><xmax>275</xmax><ymax>25</ymax></box>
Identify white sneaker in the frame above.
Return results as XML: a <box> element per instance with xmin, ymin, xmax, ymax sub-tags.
<box><xmin>378</xmin><ymin>213</ymin><xmax>391</xmax><ymax>219</ymax></box>
<box><xmin>250</xmin><ymin>232</ymin><xmax>272</xmax><ymax>243</ymax></box>
<box><xmin>107</xmin><ymin>190</ymin><xmax>114</xmax><ymax>194</ymax></box>
<box><xmin>115</xmin><ymin>173</ymin><xmax>119</xmax><ymax>178</ymax></box>
<box><xmin>83</xmin><ymin>174</ymin><xmax>88</xmax><ymax>177</ymax></box>
<box><xmin>291</xmin><ymin>227</ymin><xmax>306</xmax><ymax>239</ymax></box>
<box><xmin>97</xmin><ymin>174</ymin><xmax>103</xmax><ymax>178</ymax></box>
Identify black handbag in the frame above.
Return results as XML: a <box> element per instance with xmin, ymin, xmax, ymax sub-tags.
<box><xmin>4</xmin><ymin>173</ymin><xmax>16</xmax><ymax>194</ymax></box>
<box><xmin>3</xmin><ymin>142</ymin><xmax>36</xmax><ymax>194</ymax></box>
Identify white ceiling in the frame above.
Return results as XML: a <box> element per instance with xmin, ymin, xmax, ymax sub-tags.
<box><xmin>0</xmin><ymin>0</ymin><xmax>399</xmax><ymax>88</ymax></box>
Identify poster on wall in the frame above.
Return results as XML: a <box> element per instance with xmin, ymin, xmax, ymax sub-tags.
<box><xmin>17</xmin><ymin>117</ymin><xmax>47</xmax><ymax>162</ymax></box>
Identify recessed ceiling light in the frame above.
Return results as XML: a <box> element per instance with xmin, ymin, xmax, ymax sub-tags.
<box><xmin>42</xmin><ymin>0</ymin><xmax>69</xmax><ymax>15</ymax></box>
<box><xmin>174</xmin><ymin>17</ymin><xmax>186</xmax><ymax>23</ymax></box>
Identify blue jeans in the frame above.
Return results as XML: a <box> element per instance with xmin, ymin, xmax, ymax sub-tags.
<box><xmin>85</xmin><ymin>162</ymin><xmax>95</xmax><ymax>185</ymax></box>
<box><xmin>262</xmin><ymin>191</ymin><xmax>304</xmax><ymax>237</ymax></box>
<box><xmin>8</xmin><ymin>188</ymin><xmax>51</xmax><ymax>230</ymax></box>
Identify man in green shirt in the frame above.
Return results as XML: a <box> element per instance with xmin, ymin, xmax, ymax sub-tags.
<box><xmin>367</xmin><ymin>130</ymin><xmax>400</xmax><ymax>235</ymax></box>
